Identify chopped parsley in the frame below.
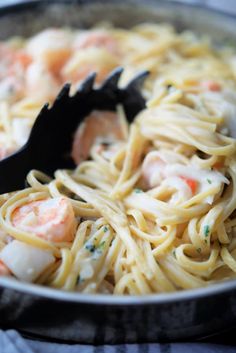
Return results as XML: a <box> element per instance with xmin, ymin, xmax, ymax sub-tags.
<box><xmin>207</xmin><ymin>178</ymin><xmax>212</xmax><ymax>184</ymax></box>
<box><xmin>134</xmin><ymin>188</ymin><xmax>143</xmax><ymax>194</ymax></box>
<box><xmin>173</xmin><ymin>250</ymin><xmax>176</xmax><ymax>259</ymax></box>
<box><xmin>204</xmin><ymin>225</ymin><xmax>210</xmax><ymax>237</ymax></box>
<box><xmin>103</xmin><ymin>226</ymin><xmax>109</xmax><ymax>233</ymax></box>
<box><xmin>85</xmin><ymin>240</ymin><xmax>106</xmax><ymax>257</ymax></box>
<box><xmin>92</xmin><ymin>241</ymin><xmax>106</xmax><ymax>259</ymax></box>
<box><xmin>197</xmin><ymin>248</ymin><xmax>202</xmax><ymax>254</ymax></box>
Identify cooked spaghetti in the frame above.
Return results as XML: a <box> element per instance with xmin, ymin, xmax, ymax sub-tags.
<box><xmin>0</xmin><ymin>23</ymin><xmax>236</xmax><ymax>294</ymax></box>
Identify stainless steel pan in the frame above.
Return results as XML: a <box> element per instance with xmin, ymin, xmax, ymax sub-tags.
<box><xmin>0</xmin><ymin>0</ymin><xmax>236</xmax><ymax>344</ymax></box>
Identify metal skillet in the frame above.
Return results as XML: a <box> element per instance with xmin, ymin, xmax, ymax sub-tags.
<box><xmin>1</xmin><ymin>0</ymin><xmax>236</xmax><ymax>344</ymax></box>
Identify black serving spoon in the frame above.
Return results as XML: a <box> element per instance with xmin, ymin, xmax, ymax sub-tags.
<box><xmin>0</xmin><ymin>67</ymin><xmax>148</xmax><ymax>193</ymax></box>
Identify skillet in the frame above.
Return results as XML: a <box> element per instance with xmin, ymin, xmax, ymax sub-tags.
<box><xmin>0</xmin><ymin>0</ymin><xmax>236</xmax><ymax>343</ymax></box>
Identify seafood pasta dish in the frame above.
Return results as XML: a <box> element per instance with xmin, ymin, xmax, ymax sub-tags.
<box><xmin>0</xmin><ymin>24</ymin><xmax>236</xmax><ymax>295</ymax></box>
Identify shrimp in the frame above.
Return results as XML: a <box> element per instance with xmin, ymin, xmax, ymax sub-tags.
<box><xmin>71</xmin><ymin>110</ymin><xmax>127</xmax><ymax>164</ymax></box>
<box><xmin>25</xmin><ymin>61</ymin><xmax>60</xmax><ymax>101</ymax></box>
<box><xmin>26</xmin><ymin>29</ymin><xmax>72</xmax><ymax>75</ymax></box>
<box><xmin>0</xmin><ymin>44</ymin><xmax>30</xmax><ymax>101</ymax></box>
<box><xmin>12</xmin><ymin>197</ymin><xmax>76</xmax><ymax>242</ymax></box>
<box><xmin>0</xmin><ymin>260</ymin><xmax>10</xmax><ymax>276</ymax></box>
<box><xmin>0</xmin><ymin>240</ymin><xmax>55</xmax><ymax>282</ymax></box>
<box><xmin>141</xmin><ymin>151</ymin><xmax>167</xmax><ymax>189</ymax></box>
<box><xmin>73</xmin><ymin>29</ymin><xmax>119</xmax><ymax>56</ymax></box>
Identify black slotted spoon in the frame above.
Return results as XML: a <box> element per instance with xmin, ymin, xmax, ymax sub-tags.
<box><xmin>0</xmin><ymin>67</ymin><xmax>148</xmax><ymax>193</ymax></box>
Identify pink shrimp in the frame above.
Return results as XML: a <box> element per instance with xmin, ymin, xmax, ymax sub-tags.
<box><xmin>26</xmin><ymin>29</ymin><xmax>72</xmax><ymax>76</ymax></box>
<box><xmin>141</xmin><ymin>151</ymin><xmax>167</xmax><ymax>189</ymax></box>
<box><xmin>0</xmin><ymin>44</ymin><xmax>31</xmax><ymax>101</ymax></box>
<box><xmin>12</xmin><ymin>197</ymin><xmax>76</xmax><ymax>243</ymax></box>
<box><xmin>73</xmin><ymin>29</ymin><xmax>119</xmax><ymax>56</ymax></box>
<box><xmin>0</xmin><ymin>260</ymin><xmax>10</xmax><ymax>276</ymax></box>
<box><xmin>141</xmin><ymin>151</ymin><xmax>198</xmax><ymax>194</ymax></box>
<box><xmin>25</xmin><ymin>61</ymin><xmax>60</xmax><ymax>101</ymax></box>
<box><xmin>71</xmin><ymin>110</ymin><xmax>126</xmax><ymax>165</ymax></box>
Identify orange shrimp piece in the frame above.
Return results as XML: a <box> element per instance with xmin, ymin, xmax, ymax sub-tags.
<box><xmin>0</xmin><ymin>260</ymin><xmax>10</xmax><ymax>276</ymax></box>
<box><xmin>71</xmin><ymin>110</ymin><xmax>126</xmax><ymax>165</ymax></box>
<box><xmin>25</xmin><ymin>61</ymin><xmax>60</xmax><ymax>101</ymax></box>
<box><xmin>141</xmin><ymin>152</ymin><xmax>166</xmax><ymax>189</ymax></box>
<box><xmin>26</xmin><ymin>29</ymin><xmax>72</xmax><ymax>76</ymax></box>
<box><xmin>0</xmin><ymin>44</ymin><xmax>29</xmax><ymax>101</ymax></box>
<box><xmin>12</xmin><ymin>197</ymin><xmax>76</xmax><ymax>243</ymax></box>
<box><xmin>74</xmin><ymin>30</ymin><xmax>119</xmax><ymax>55</ymax></box>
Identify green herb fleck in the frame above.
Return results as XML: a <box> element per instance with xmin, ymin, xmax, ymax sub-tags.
<box><xmin>204</xmin><ymin>225</ymin><xmax>210</xmax><ymax>237</ymax></box>
<box><xmin>134</xmin><ymin>188</ymin><xmax>143</xmax><ymax>194</ymax></box>
<box><xmin>97</xmin><ymin>241</ymin><xmax>106</xmax><ymax>251</ymax></box>
<box><xmin>92</xmin><ymin>241</ymin><xmax>106</xmax><ymax>259</ymax></box>
<box><xmin>173</xmin><ymin>250</ymin><xmax>176</xmax><ymax>259</ymax></box>
<box><xmin>85</xmin><ymin>243</ymin><xmax>96</xmax><ymax>253</ymax></box>
<box><xmin>103</xmin><ymin>226</ymin><xmax>109</xmax><ymax>233</ymax></box>
<box><xmin>197</xmin><ymin>248</ymin><xmax>202</xmax><ymax>253</ymax></box>
<box><xmin>207</xmin><ymin>179</ymin><xmax>212</xmax><ymax>184</ymax></box>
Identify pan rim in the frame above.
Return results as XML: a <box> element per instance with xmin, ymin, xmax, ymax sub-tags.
<box><xmin>1</xmin><ymin>276</ymin><xmax>236</xmax><ymax>305</ymax></box>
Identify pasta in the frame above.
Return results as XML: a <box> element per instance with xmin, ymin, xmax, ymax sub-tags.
<box><xmin>0</xmin><ymin>23</ymin><xmax>236</xmax><ymax>294</ymax></box>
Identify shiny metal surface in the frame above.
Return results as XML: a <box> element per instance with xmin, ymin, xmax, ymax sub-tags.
<box><xmin>0</xmin><ymin>0</ymin><xmax>236</xmax><ymax>343</ymax></box>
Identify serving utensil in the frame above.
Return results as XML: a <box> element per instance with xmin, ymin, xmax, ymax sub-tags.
<box><xmin>0</xmin><ymin>67</ymin><xmax>148</xmax><ymax>193</ymax></box>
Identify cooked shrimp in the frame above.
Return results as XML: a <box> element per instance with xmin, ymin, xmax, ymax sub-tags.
<box><xmin>71</xmin><ymin>110</ymin><xmax>126</xmax><ymax>164</ymax></box>
<box><xmin>0</xmin><ymin>260</ymin><xmax>10</xmax><ymax>276</ymax></box>
<box><xmin>25</xmin><ymin>61</ymin><xmax>60</xmax><ymax>101</ymax></box>
<box><xmin>74</xmin><ymin>29</ymin><xmax>119</xmax><ymax>55</ymax></box>
<box><xmin>26</xmin><ymin>29</ymin><xmax>72</xmax><ymax>75</ymax></box>
<box><xmin>12</xmin><ymin>197</ymin><xmax>76</xmax><ymax>242</ymax></box>
<box><xmin>141</xmin><ymin>151</ymin><xmax>228</xmax><ymax>203</ymax></box>
<box><xmin>0</xmin><ymin>240</ymin><xmax>55</xmax><ymax>282</ymax></box>
<box><xmin>142</xmin><ymin>151</ymin><xmax>167</xmax><ymax>189</ymax></box>
<box><xmin>0</xmin><ymin>44</ymin><xmax>30</xmax><ymax>101</ymax></box>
